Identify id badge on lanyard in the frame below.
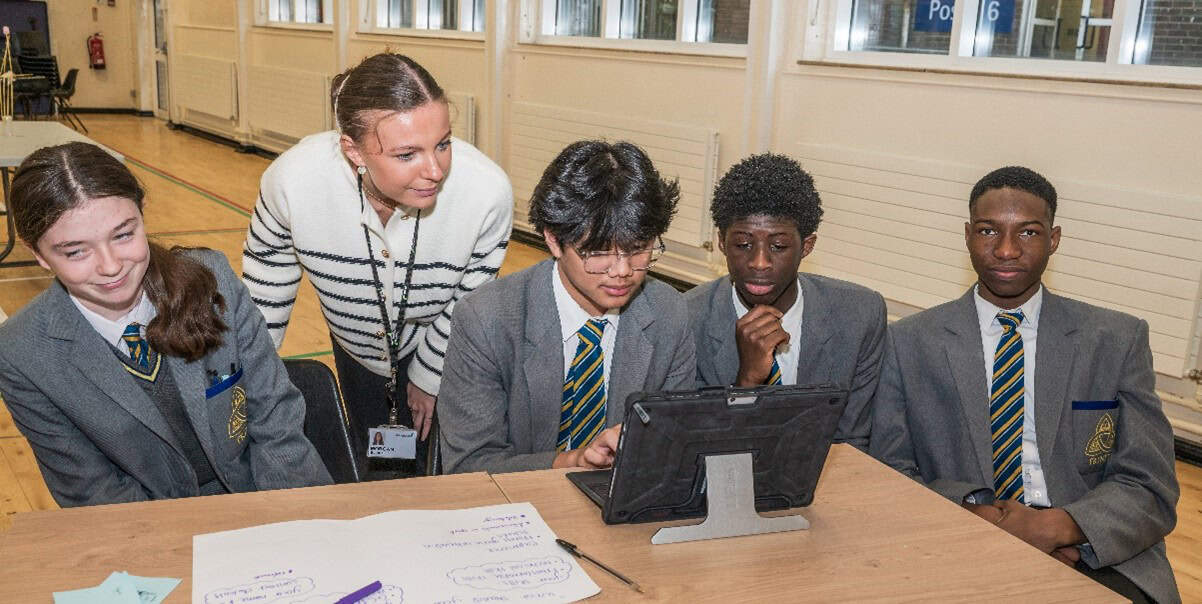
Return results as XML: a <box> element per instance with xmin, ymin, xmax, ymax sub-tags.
<box><xmin>368</xmin><ymin>363</ymin><xmax>417</xmax><ymax>460</ymax></box>
<box><xmin>360</xmin><ymin>191</ymin><xmax>421</xmax><ymax>460</ymax></box>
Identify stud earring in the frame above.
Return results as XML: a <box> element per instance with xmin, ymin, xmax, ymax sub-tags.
<box><xmin>356</xmin><ymin>165</ymin><xmax>366</xmax><ymax>175</ymax></box>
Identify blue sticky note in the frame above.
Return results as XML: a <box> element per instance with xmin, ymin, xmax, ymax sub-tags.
<box><xmin>54</xmin><ymin>571</ymin><xmax>140</xmax><ymax>604</ymax></box>
<box><xmin>130</xmin><ymin>574</ymin><xmax>182</xmax><ymax>604</ymax></box>
<box><xmin>53</xmin><ymin>571</ymin><xmax>180</xmax><ymax>604</ymax></box>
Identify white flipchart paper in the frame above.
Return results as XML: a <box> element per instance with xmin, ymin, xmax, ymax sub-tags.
<box><xmin>192</xmin><ymin>502</ymin><xmax>600</xmax><ymax>604</ymax></box>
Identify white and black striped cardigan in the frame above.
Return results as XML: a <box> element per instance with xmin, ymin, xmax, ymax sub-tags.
<box><xmin>242</xmin><ymin>131</ymin><xmax>513</xmax><ymax>395</ymax></box>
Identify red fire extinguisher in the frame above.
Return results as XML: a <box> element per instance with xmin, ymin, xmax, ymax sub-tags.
<box><xmin>87</xmin><ymin>33</ymin><xmax>106</xmax><ymax>70</ymax></box>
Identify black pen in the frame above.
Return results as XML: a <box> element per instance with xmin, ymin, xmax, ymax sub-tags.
<box><xmin>556</xmin><ymin>538</ymin><xmax>643</xmax><ymax>593</ymax></box>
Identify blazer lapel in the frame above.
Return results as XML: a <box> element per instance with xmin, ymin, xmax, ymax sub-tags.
<box><xmin>942</xmin><ymin>288</ymin><xmax>995</xmax><ymax>487</ymax></box>
<box><xmin>1033</xmin><ymin>291</ymin><xmax>1077</xmax><ymax>471</ymax></box>
<box><xmin>609</xmin><ymin>289</ymin><xmax>654</xmax><ymax>423</ymax></box>
<box><xmin>523</xmin><ymin>262</ymin><xmax>566</xmax><ymax>452</ymax></box>
<box><xmin>794</xmin><ymin>274</ymin><xmax>836</xmax><ymax>385</ymax></box>
<box><xmin>46</xmin><ymin>283</ymin><xmax>180</xmax><ymax>450</ymax></box>
<box><xmin>705</xmin><ymin>278</ymin><xmax>739</xmax><ymax>385</ymax></box>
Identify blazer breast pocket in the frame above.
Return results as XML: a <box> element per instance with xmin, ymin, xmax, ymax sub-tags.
<box><xmin>1071</xmin><ymin>400</ymin><xmax>1119</xmax><ymax>473</ymax></box>
<box><xmin>206</xmin><ymin>368</ymin><xmax>248</xmax><ymax>446</ymax></box>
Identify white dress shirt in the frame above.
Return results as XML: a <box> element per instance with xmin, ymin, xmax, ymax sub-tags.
<box><xmin>973</xmin><ymin>284</ymin><xmax>1050</xmax><ymax>507</ymax></box>
<box><xmin>732</xmin><ymin>278</ymin><xmax>804</xmax><ymax>385</ymax></box>
<box><xmin>553</xmin><ymin>262</ymin><xmax>621</xmax><ymax>449</ymax></box>
<box><xmin>70</xmin><ymin>290</ymin><xmax>158</xmax><ymax>359</ymax></box>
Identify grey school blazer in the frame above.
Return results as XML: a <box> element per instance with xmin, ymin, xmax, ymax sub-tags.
<box><xmin>438</xmin><ymin>259</ymin><xmax>696</xmax><ymax>474</ymax></box>
<box><xmin>0</xmin><ymin>249</ymin><xmax>331</xmax><ymax>507</ymax></box>
<box><xmin>684</xmin><ymin>273</ymin><xmax>887</xmax><ymax>451</ymax></box>
<box><xmin>870</xmin><ymin>287</ymin><xmax>1179</xmax><ymax>603</ymax></box>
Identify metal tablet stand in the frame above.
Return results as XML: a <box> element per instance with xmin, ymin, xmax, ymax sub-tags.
<box><xmin>651</xmin><ymin>452</ymin><xmax>810</xmax><ymax>545</ymax></box>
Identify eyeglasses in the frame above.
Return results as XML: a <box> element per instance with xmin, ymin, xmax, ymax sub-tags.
<box><xmin>575</xmin><ymin>239</ymin><xmax>666</xmax><ymax>274</ymax></box>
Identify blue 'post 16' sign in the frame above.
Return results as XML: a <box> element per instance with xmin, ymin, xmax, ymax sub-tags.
<box><xmin>914</xmin><ymin>0</ymin><xmax>954</xmax><ymax>33</ymax></box>
<box><xmin>913</xmin><ymin>0</ymin><xmax>1013</xmax><ymax>34</ymax></box>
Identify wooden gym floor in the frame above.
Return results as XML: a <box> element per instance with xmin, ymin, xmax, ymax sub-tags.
<box><xmin>0</xmin><ymin>115</ymin><xmax>1197</xmax><ymax>599</ymax></box>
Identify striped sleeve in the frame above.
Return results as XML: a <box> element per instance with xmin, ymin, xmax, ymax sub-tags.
<box><xmin>242</xmin><ymin>185</ymin><xmax>302</xmax><ymax>350</ymax></box>
<box><xmin>407</xmin><ymin>190</ymin><xmax>513</xmax><ymax>396</ymax></box>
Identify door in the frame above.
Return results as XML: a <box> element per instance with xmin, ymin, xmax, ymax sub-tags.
<box><xmin>152</xmin><ymin>0</ymin><xmax>169</xmax><ymax>118</ymax></box>
<box><xmin>1020</xmin><ymin>0</ymin><xmax>1113</xmax><ymax>61</ymax></box>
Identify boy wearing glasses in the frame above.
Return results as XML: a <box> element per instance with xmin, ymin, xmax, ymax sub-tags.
<box><xmin>439</xmin><ymin>140</ymin><xmax>695</xmax><ymax>473</ymax></box>
<box><xmin>684</xmin><ymin>154</ymin><xmax>887</xmax><ymax>450</ymax></box>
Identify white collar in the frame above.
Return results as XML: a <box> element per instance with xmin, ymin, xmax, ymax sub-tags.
<box><xmin>552</xmin><ymin>261</ymin><xmax>621</xmax><ymax>343</ymax></box>
<box><xmin>70</xmin><ymin>290</ymin><xmax>158</xmax><ymax>349</ymax></box>
<box><xmin>973</xmin><ymin>283</ymin><xmax>1043</xmax><ymax>332</ymax></box>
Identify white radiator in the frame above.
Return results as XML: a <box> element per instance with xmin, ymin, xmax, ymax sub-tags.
<box><xmin>173</xmin><ymin>54</ymin><xmax>237</xmax><ymax>122</ymax></box>
<box><xmin>247</xmin><ymin>65</ymin><xmax>332</xmax><ymax>143</ymax></box>
<box><xmin>508</xmin><ymin>102</ymin><xmax>720</xmax><ymax>253</ymax></box>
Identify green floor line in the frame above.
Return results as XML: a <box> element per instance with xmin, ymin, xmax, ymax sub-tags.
<box><xmin>282</xmin><ymin>350</ymin><xmax>334</xmax><ymax>360</ymax></box>
<box><xmin>125</xmin><ymin>157</ymin><xmax>252</xmax><ymax>218</ymax></box>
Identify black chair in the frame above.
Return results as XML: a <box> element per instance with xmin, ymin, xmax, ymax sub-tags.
<box><xmin>425</xmin><ymin>412</ymin><xmax>442</xmax><ymax>476</ymax></box>
<box><xmin>51</xmin><ymin>68</ymin><xmax>86</xmax><ymax>133</ymax></box>
<box><xmin>11</xmin><ymin>55</ymin><xmax>53</xmax><ymax>120</ymax></box>
<box><xmin>283</xmin><ymin>359</ymin><xmax>361</xmax><ymax>484</ymax></box>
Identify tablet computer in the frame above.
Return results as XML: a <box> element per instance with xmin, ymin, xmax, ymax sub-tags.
<box><xmin>567</xmin><ymin>384</ymin><xmax>847</xmax><ymax>525</ymax></box>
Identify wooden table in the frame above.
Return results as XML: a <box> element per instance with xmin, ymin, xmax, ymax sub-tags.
<box><xmin>494</xmin><ymin>445</ymin><xmax>1122</xmax><ymax>602</ymax></box>
<box><xmin>0</xmin><ymin>472</ymin><xmax>508</xmax><ymax>601</ymax></box>
<box><xmin>0</xmin><ymin>120</ymin><xmax>123</xmax><ymax>267</ymax></box>
<box><xmin>0</xmin><ymin>446</ymin><xmax>1121</xmax><ymax>602</ymax></box>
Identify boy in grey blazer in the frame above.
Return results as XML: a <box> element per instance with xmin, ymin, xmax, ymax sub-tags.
<box><xmin>685</xmin><ymin>154</ymin><xmax>886</xmax><ymax>450</ymax></box>
<box><xmin>871</xmin><ymin>166</ymin><xmax>1179</xmax><ymax>603</ymax></box>
<box><xmin>439</xmin><ymin>141</ymin><xmax>695</xmax><ymax>474</ymax></box>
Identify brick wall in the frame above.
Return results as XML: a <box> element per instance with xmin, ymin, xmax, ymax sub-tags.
<box><xmin>710</xmin><ymin>0</ymin><xmax>750</xmax><ymax>43</ymax></box>
<box><xmin>1140</xmin><ymin>0</ymin><xmax>1202</xmax><ymax>66</ymax></box>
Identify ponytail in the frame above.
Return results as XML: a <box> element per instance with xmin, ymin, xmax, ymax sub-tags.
<box><xmin>143</xmin><ymin>244</ymin><xmax>228</xmax><ymax>361</ymax></box>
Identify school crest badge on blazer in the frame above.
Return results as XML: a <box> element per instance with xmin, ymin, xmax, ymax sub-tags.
<box><xmin>228</xmin><ymin>386</ymin><xmax>248</xmax><ymax>443</ymax></box>
<box><xmin>1085</xmin><ymin>413</ymin><xmax>1115</xmax><ymax>465</ymax></box>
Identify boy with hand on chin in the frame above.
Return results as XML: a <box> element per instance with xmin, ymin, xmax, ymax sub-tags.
<box><xmin>438</xmin><ymin>140</ymin><xmax>695</xmax><ymax>474</ymax></box>
<box><xmin>685</xmin><ymin>154</ymin><xmax>887</xmax><ymax>450</ymax></box>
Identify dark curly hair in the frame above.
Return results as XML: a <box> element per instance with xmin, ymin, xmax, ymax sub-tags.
<box><xmin>969</xmin><ymin>166</ymin><xmax>1057</xmax><ymax>221</ymax></box>
<box><xmin>528</xmin><ymin>140</ymin><xmax>679</xmax><ymax>252</ymax></box>
<box><xmin>711</xmin><ymin>153</ymin><xmax>823</xmax><ymax>238</ymax></box>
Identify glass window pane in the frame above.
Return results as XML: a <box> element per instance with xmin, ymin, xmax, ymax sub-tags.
<box><xmin>848</xmin><ymin>0</ymin><xmax>952</xmax><ymax>54</ymax></box>
<box><xmin>1133</xmin><ymin>0</ymin><xmax>1202</xmax><ymax>66</ymax></box>
<box><xmin>619</xmin><ymin>0</ymin><xmax>678</xmax><ymax>40</ymax></box>
<box><xmin>555</xmin><ymin>0</ymin><xmax>602</xmax><ymax>36</ymax></box>
<box><xmin>472</xmin><ymin>0</ymin><xmax>485</xmax><ymax>31</ymax></box>
<box><xmin>270</xmin><ymin>0</ymin><xmax>293</xmax><ymax>22</ymax></box>
<box><xmin>427</xmin><ymin>0</ymin><xmax>458</xmax><ymax>29</ymax></box>
<box><xmin>300</xmin><ymin>0</ymin><xmax>323</xmax><ymax>23</ymax></box>
<box><xmin>387</xmin><ymin>0</ymin><xmax>414</xmax><ymax>28</ymax></box>
<box><xmin>693</xmin><ymin>0</ymin><xmax>749</xmax><ymax>43</ymax></box>
<box><xmin>973</xmin><ymin>0</ymin><xmax>1112</xmax><ymax>62</ymax></box>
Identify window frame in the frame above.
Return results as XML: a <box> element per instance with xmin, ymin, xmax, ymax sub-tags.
<box><xmin>358</xmin><ymin>0</ymin><xmax>488</xmax><ymax>39</ymax></box>
<box><xmin>257</xmin><ymin>0</ymin><xmax>335</xmax><ymax>30</ymax></box>
<box><xmin>519</xmin><ymin>0</ymin><xmax>750</xmax><ymax>57</ymax></box>
<box><xmin>803</xmin><ymin>0</ymin><xmax>1202</xmax><ymax>86</ymax></box>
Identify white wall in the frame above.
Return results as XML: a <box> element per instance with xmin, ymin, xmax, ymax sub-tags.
<box><xmin>45</xmin><ymin>0</ymin><xmax>139</xmax><ymax>108</ymax></box>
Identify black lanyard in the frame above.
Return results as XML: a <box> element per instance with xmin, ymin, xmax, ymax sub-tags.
<box><xmin>359</xmin><ymin>179</ymin><xmax>421</xmax><ymax>425</ymax></box>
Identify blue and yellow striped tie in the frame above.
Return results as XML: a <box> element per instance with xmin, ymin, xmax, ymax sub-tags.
<box><xmin>991</xmin><ymin>311</ymin><xmax>1026</xmax><ymax>503</ymax></box>
<box><xmin>558</xmin><ymin>319</ymin><xmax>608</xmax><ymax>451</ymax></box>
<box><xmin>122</xmin><ymin>322</ymin><xmax>149</xmax><ymax>369</ymax></box>
<box><xmin>766</xmin><ymin>358</ymin><xmax>783</xmax><ymax>385</ymax></box>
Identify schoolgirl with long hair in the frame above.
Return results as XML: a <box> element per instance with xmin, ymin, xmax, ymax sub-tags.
<box><xmin>0</xmin><ymin>142</ymin><xmax>331</xmax><ymax>507</ymax></box>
